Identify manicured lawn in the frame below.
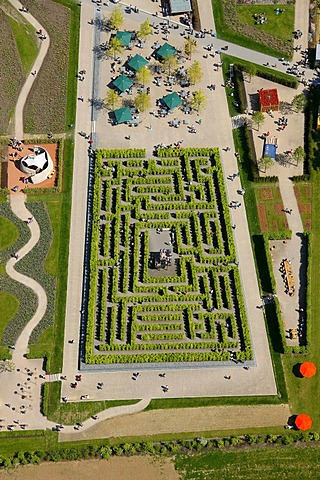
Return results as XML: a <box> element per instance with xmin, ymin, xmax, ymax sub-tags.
<box><xmin>175</xmin><ymin>444</ymin><xmax>320</xmax><ymax>480</ymax></box>
<box><xmin>236</xmin><ymin>5</ymin><xmax>295</xmax><ymax>43</ymax></box>
<box><xmin>0</xmin><ymin>216</ymin><xmax>19</xmax><ymax>251</ymax></box>
<box><xmin>212</xmin><ymin>0</ymin><xmax>292</xmax><ymax>59</ymax></box>
<box><xmin>7</xmin><ymin>12</ymin><xmax>39</xmax><ymax>75</ymax></box>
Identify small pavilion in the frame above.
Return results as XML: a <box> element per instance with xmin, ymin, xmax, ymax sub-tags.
<box><xmin>156</xmin><ymin>42</ymin><xmax>177</xmax><ymax>60</ymax></box>
<box><xmin>113</xmin><ymin>107</ymin><xmax>133</xmax><ymax>125</ymax></box>
<box><xmin>127</xmin><ymin>54</ymin><xmax>148</xmax><ymax>72</ymax></box>
<box><xmin>162</xmin><ymin>92</ymin><xmax>182</xmax><ymax>110</ymax></box>
<box><xmin>116</xmin><ymin>31</ymin><xmax>132</xmax><ymax>47</ymax></box>
<box><xmin>259</xmin><ymin>88</ymin><xmax>279</xmax><ymax>112</ymax></box>
<box><xmin>112</xmin><ymin>74</ymin><xmax>133</xmax><ymax>93</ymax></box>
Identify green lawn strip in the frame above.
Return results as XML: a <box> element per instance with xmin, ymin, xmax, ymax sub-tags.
<box><xmin>236</xmin><ymin>5</ymin><xmax>295</xmax><ymax>43</ymax></box>
<box><xmin>0</xmin><ymin>430</ymin><xmax>57</xmax><ymax>457</ymax></box>
<box><xmin>147</xmin><ymin>395</ymin><xmax>282</xmax><ymax>411</ymax></box>
<box><xmin>175</xmin><ymin>444</ymin><xmax>320</xmax><ymax>480</ymax></box>
<box><xmin>0</xmin><ymin>216</ymin><xmax>19</xmax><ymax>251</ymax></box>
<box><xmin>212</xmin><ymin>0</ymin><xmax>291</xmax><ymax>58</ymax></box>
<box><xmin>7</xmin><ymin>11</ymin><xmax>39</xmax><ymax>75</ymax></box>
<box><xmin>42</xmin><ymin>382</ymin><xmax>139</xmax><ymax>424</ymax></box>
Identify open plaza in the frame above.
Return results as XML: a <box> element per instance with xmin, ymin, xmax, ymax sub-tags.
<box><xmin>0</xmin><ymin>0</ymin><xmax>320</xmax><ymax>475</ymax></box>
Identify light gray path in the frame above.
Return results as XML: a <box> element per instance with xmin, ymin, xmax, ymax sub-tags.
<box><xmin>8</xmin><ymin>0</ymin><xmax>50</xmax><ymax>139</ymax></box>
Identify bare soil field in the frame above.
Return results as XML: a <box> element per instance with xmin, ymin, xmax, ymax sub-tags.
<box><xmin>60</xmin><ymin>404</ymin><xmax>290</xmax><ymax>442</ymax></box>
<box><xmin>0</xmin><ymin>8</ymin><xmax>24</xmax><ymax>135</ymax></box>
<box><xmin>0</xmin><ymin>457</ymin><xmax>179</xmax><ymax>480</ymax></box>
<box><xmin>21</xmin><ymin>0</ymin><xmax>71</xmax><ymax>133</ymax></box>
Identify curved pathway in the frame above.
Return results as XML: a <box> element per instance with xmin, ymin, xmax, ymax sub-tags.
<box><xmin>6</xmin><ymin>194</ymin><xmax>48</xmax><ymax>360</ymax></box>
<box><xmin>8</xmin><ymin>0</ymin><xmax>50</xmax><ymax>139</ymax></box>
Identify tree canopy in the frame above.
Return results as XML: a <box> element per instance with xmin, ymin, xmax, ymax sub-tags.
<box><xmin>251</xmin><ymin>111</ymin><xmax>265</xmax><ymax>131</ymax></box>
<box><xmin>105</xmin><ymin>89</ymin><xmax>120</xmax><ymax>110</ymax></box>
<box><xmin>137</xmin><ymin>67</ymin><xmax>152</xmax><ymax>86</ymax></box>
<box><xmin>135</xmin><ymin>91</ymin><xmax>151</xmax><ymax>112</ymax></box>
<box><xmin>192</xmin><ymin>90</ymin><xmax>207</xmax><ymax>112</ymax></box>
<box><xmin>188</xmin><ymin>61</ymin><xmax>203</xmax><ymax>85</ymax></box>
<box><xmin>139</xmin><ymin>19</ymin><xmax>152</xmax><ymax>41</ymax></box>
<box><xmin>109</xmin><ymin>8</ymin><xmax>123</xmax><ymax>30</ymax></box>
<box><xmin>184</xmin><ymin>36</ymin><xmax>197</xmax><ymax>59</ymax></box>
<box><xmin>108</xmin><ymin>37</ymin><xmax>123</xmax><ymax>59</ymax></box>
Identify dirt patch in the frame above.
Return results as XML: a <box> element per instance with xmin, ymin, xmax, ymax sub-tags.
<box><xmin>306</xmin><ymin>184</ymin><xmax>312</xmax><ymax>199</ymax></box>
<box><xmin>259</xmin><ymin>187</ymin><xmax>273</xmax><ymax>201</ymax></box>
<box><xmin>272</xmin><ymin>220</ymin><xmax>278</xmax><ymax>231</ymax></box>
<box><xmin>305</xmin><ymin>219</ymin><xmax>311</xmax><ymax>231</ymax></box>
<box><xmin>60</xmin><ymin>404</ymin><xmax>290</xmax><ymax>442</ymax></box>
<box><xmin>257</xmin><ymin>204</ymin><xmax>269</xmax><ymax>232</ymax></box>
<box><xmin>0</xmin><ymin>457</ymin><xmax>179</xmax><ymax>480</ymax></box>
<box><xmin>298</xmin><ymin>203</ymin><xmax>311</xmax><ymax>214</ymax></box>
<box><xmin>274</xmin><ymin>204</ymin><xmax>284</xmax><ymax>215</ymax></box>
<box><xmin>294</xmin><ymin>185</ymin><xmax>301</xmax><ymax>198</ymax></box>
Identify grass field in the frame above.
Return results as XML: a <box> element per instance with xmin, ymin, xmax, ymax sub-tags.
<box><xmin>294</xmin><ymin>182</ymin><xmax>312</xmax><ymax>232</ymax></box>
<box><xmin>236</xmin><ymin>5</ymin><xmax>295</xmax><ymax>43</ymax></box>
<box><xmin>212</xmin><ymin>0</ymin><xmax>292</xmax><ymax>59</ymax></box>
<box><xmin>6</xmin><ymin>5</ymin><xmax>39</xmax><ymax>75</ymax></box>
<box><xmin>0</xmin><ymin>216</ymin><xmax>19</xmax><ymax>251</ymax></box>
<box><xmin>0</xmin><ymin>9</ymin><xmax>24</xmax><ymax>134</ymax></box>
<box><xmin>22</xmin><ymin>0</ymin><xmax>72</xmax><ymax>133</ymax></box>
<box><xmin>175</xmin><ymin>444</ymin><xmax>320</xmax><ymax>480</ymax></box>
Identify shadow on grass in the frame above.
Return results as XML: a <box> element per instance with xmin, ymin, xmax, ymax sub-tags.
<box><xmin>292</xmin><ymin>363</ymin><xmax>303</xmax><ymax>378</ymax></box>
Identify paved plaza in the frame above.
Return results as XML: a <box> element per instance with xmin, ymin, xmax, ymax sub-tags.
<box><xmin>0</xmin><ymin>0</ymin><xmax>313</xmax><ymax>435</ymax></box>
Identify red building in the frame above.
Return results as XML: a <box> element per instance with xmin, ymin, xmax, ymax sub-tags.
<box><xmin>259</xmin><ymin>88</ymin><xmax>279</xmax><ymax>112</ymax></box>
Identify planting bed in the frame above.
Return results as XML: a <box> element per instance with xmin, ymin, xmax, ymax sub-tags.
<box><xmin>85</xmin><ymin>148</ymin><xmax>252</xmax><ymax>365</ymax></box>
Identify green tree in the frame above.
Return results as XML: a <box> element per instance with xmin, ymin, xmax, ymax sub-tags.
<box><xmin>105</xmin><ymin>89</ymin><xmax>120</xmax><ymax>110</ymax></box>
<box><xmin>191</xmin><ymin>90</ymin><xmax>207</xmax><ymax>112</ymax></box>
<box><xmin>136</xmin><ymin>66</ymin><xmax>152</xmax><ymax>87</ymax></box>
<box><xmin>184</xmin><ymin>36</ymin><xmax>197</xmax><ymax>59</ymax></box>
<box><xmin>188</xmin><ymin>60</ymin><xmax>203</xmax><ymax>85</ymax></box>
<box><xmin>244</xmin><ymin>64</ymin><xmax>257</xmax><ymax>82</ymax></box>
<box><xmin>258</xmin><ymin>154</ymin><xmax>274</xmax><ymax>172</ymax></box>
<box><xmin>108</xmin><ymin>36</ymin><xmax>123</xmax><ymax>60</ymax></box>
<box><xmin>139</xmin><ymin>19</ymin><xmax>152</xmax><ymax>41</ymax></box>
<box><xmin>292</xmin><ymin>146</ymin><xmax>306</xmax><ymax>166</ymax></box>
<box><xmin>291</xmin><ymin>93</ymin><xmax>307</xmax><ymax>112</ymax></box>
<box><xmin>163</xmin><ymin>55</ymin><xmax>178</xmax><ymax>75</ymax></box>
<box><xmin>109</xmin><ymin>7</ymin><xmax>123</xmax><ymax>30</ymax></box>
<box><xmin>251</xmin><ymin>110</ymin><xmax>265</xmax><ymax>131</ymax></box>
<box><xmin>135</xmin><ymin>91</ymin><xmax>151</xmax><ymax>112</ymax></box>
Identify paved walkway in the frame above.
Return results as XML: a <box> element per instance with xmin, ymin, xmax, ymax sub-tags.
<box><xmin>8</xmin><ymin>0</ymin><xmax>50</xmax><ymax>139</ymax></box>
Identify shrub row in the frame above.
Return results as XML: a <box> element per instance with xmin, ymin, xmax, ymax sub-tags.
<box><xmin>4</xmin><ymin>431</ymin><xmax>320</xmax><ymax>467</ymax></box>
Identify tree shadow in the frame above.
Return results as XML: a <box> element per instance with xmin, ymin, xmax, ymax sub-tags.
<box><xmin>292</xmin><ymin>363</ymin><xmax>303</xmax><ymax>378</ymax></box>
<box><xmin>89</xmin><ymin>98</ymin><xmax>107</xmax><ymax>111</ymax></box>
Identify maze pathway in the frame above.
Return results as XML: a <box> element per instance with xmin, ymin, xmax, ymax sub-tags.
<box><xmin>85</xmin><ymin>148</ymin><xmax>252</xmax><ymax>366</ymax></box>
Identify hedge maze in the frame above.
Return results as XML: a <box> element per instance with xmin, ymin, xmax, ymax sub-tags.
<box><xmin>85</xmin><ymin>148</ymin><xmax>253</xmax><ymax>365</ymax></box>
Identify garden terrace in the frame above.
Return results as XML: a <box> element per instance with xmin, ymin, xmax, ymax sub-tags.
<box><xmin>85</xmin><ymin>148</ymin><xmax>252</xmax><ymax>365</ymax></box>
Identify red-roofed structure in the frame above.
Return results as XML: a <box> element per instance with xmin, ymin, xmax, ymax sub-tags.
<box><xmin>259</xmin><ymin>88</ymin><xmax>279</xmax><ymax>112</ymax></box>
